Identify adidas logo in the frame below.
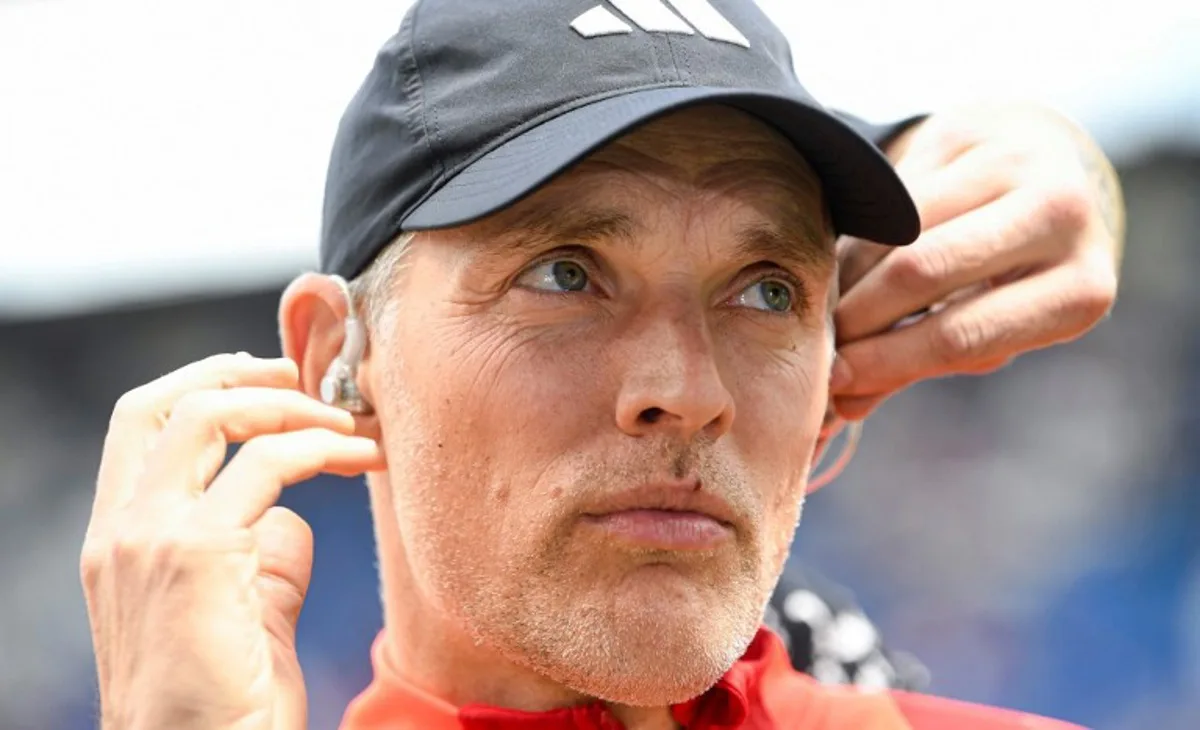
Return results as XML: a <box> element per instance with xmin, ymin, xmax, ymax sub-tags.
<box><xmin>571</xmin><ymin>0</ymin><xmax>750</xmax><ymax>48</ymax></box>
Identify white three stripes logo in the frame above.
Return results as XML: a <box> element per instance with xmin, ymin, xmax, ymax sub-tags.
<box><xmin>571</xmin><ymin>0</ymin><xmax>751</xmax><ymax>48</ymax></box>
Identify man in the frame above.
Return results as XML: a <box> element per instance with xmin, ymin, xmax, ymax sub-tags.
<box><xmin>80</xmin><ymin>1</ymin><xmax>1124</xmax><ymax>728</ymax></box>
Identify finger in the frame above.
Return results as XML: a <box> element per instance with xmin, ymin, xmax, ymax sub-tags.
<box><xmin>201</xmin><ymin>429</ymin><xmax>383</xmax><ymax>528</ymax></box>
<box><xmin>838</xmin><ymin>141</ymin><xmax>1014</xmax><ymax>293</ymax></box>
<box><xmin>904</xmin><ymin>141</ymin><xmax>1023</xmax><ymax>233</ymax></box>
<box><xmin>890</xmin><ymin>116</ymin><xmax>980</xmax><ymax>185</ymax></box>
<box><xmin>137</xmin><ymin>388</ymin><xmax>357</xmax><ymax>503</ymax></box>
<box><xmin>93</xmin><ymin>354</ymin><xmax>299</xmax><ymax>519</ymax></box>
<box><xmin>836</xmin><ymin>190</ymin><xmax>1068</xmax><ymax>343</ymax></box>
<box><xmin>836</xmin><ymin>236</ymin><xmax>893</xmax><ymax>294</ymax></box>
<box><xmin>833</xmin><ymin>261</ymin><xmax>1113</xmax><ymax>397</ymax></box>
<box><xmin>252</xmin><ymin>506</ymin><xmax>314</xmax><ymax>634</ymax></box>
<box><xmin>831</xmin><ymin>353</ymin><xmax>1010</xmax><ymax>421</ymax></box>
<box><xmin>251</xmin><ymin>506</ymin><xmax>314</xmax><ymax>730</ymax></box>
<box><xmin>831</xmin><ymin>394</ymin><xmax>888</xmax><ymax>423</ymax></box>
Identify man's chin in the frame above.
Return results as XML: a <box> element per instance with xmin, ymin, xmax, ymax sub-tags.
<box><xmin>587</xmin><ymin>624</ymin><xmax>757</xmax><ymax>706</ymax></box>
<box><xmin>577</xmin><ymin>663</ymin><xmax>729</xmax><ymax>708</ymax></box>
<box><xmin>467</xmin><ymin>545</ymin><xmax>768</xmax><ymax>708</ymax></box>
<box><xmin>545</xmin><ymin>585</ymin><xmax>760</xmax><ymax>706</ymax></box>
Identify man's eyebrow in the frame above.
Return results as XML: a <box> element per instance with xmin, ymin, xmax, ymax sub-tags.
<box><xmin>477</xmin><ymin>203</ymin><xmax>640</xmax><ymax>259</ymax></box>
<box><xmin>735</xmin><ymin>223</ymin><xmax>832</xmax><ymax>271</ymax></box>
<box><xmin>468</xmin><ymin>200</ymin><xmax>831</xmax><ymax>270</ymax></box>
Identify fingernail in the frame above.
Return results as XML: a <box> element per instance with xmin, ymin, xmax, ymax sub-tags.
<box><xmin>830</xmin><ymin>356</ymin><xmax>853</xmax><ymax>391</ymax></box>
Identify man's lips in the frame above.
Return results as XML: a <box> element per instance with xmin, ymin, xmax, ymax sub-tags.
<box><xmin>580</xmin><ymin>481</ymin><xmax>737</xmax><ymax>551</ymax></box>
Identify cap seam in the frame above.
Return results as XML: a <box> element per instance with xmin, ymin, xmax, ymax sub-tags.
<box><xmin>664</xmin><ymin>34</ymin><xmax>684</xmax><ymax>84</ymax></box>
<box><xmin>368</xmin><ymin>0</ymin><xmax>445</xmax><ymax>272</ymax></box>
<box><xmin>338</xmin><ymin>0</ymin><xmax>442</xmax><ymax>280</ymax></box>
<box><xmin>407</xmin><ymin>0</ymin><xmax>445</xmax><ymax>166</ymax></box>
<box><xmin>678</xmin><ymin>35</ymin><xmax>695</xmax><ymax>84</ymax></box>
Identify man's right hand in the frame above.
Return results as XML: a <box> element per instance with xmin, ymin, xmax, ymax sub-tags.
<box><xmin>80</xmin><ymin>353</ymin><xmax>383</xmax><ymax>730</ymax></box>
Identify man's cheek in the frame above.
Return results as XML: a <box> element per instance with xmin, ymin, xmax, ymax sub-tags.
<box><xmin>735</xmin><ymin>369</ymin><xmax>822</xmax><ymax>458</ymax></box>
<box><xmin>729</xmin><ymin>370</ymin><xmax>819</xmax><ymax>534</ymax></box>
<box><xmin>416</xmin><ymin>345</ymin><xmax>598</xmax><ymax>498</ymax></box>
<box><xmin>468</xmin><ymin>339</ymin><xmax>608</xmax><ymax>442</ymax></box>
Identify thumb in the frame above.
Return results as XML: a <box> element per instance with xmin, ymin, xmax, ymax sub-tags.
<box><xmin>252</xmin><ymin>505</ymin><xmax>314</xmax><ymax>638</ymax></box>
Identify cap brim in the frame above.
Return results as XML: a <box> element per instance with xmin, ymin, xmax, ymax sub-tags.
<box><xmin>402</xmin><ymin>86</ymin><xmax>920</xmax><ymax>245</ymax></box>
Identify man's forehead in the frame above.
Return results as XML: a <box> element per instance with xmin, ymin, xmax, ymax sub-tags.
<box><xmin>585</xmin><ymin>106</ymin><xmax>825</xmax><ymax>186</ymax></box>
<box><xmin>453</xmin><ymin>106</ymin><xmax>832</xmax><ymax>256</ymax></box>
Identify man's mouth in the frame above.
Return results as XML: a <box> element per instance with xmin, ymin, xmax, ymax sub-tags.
<box><xmin>580</xmin><ymin>480</ymin><xmax>737</xmax><ymax>551</ymax></box>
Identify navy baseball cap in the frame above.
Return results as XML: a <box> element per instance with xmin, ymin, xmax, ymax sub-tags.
<box><xmin>320</xmin><ymin>0</ymin><xmax>920</xmax><ymax>279</ymax></box>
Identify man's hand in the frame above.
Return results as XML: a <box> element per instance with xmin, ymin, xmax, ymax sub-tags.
<box><xmin>80</xmin><ymin>353</ymin><xmax>382</xmax><ymax>730</ymax></box>
<box><xmin>829</xmin><ymin>103</ymin><xmax>1125</xmax><ymax>421</ymax></box>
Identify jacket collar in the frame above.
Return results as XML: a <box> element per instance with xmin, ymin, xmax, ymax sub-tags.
<box><xmin>341</xmin><ymin>627</ymin><xmax>784</xmax><ymax>730</ymax></box>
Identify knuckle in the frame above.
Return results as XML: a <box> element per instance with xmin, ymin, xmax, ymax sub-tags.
<box><xmin>1068</xmin><ymin>260</ymin><xmax>1118</xmax><ymax>323</ymax></box>
<box><xmin>79</xmin><ymin>539</ymin><xmax>109</xmax><ymax>586</ymax></box>
<box><xmin>927</xmin><ymin>117</ymin><xmax>980</xmax><ymax>158</ymax></box>
<box><xmin>108</xmin><ymin>531</ymin><xmax>190</xmax><ymax>571</ymax></box>
<box><xmin>108</xmin><ymin>532</ymin><xmax>152</xmax><ymax>563</ymax></box>
<box><xmin>1037</xmin><ymin>183</ymin><xmax>1093</xmax><ymax>235</ymax></box>
<box><xmin>169</xmin><ymin>391</ymin><xmax>211</xmax><ymax>421</ymax></box>
<box><xmin>79</xmin><ymin>519</ymin><xmax>242</xmax><ymax>598</ymax></box>
<box><xmin>852</xmin><ymin>346</ymin><xmax>887</xmax><ymax>379</ymax></box>
<box><xmin>204</xmin><ymin>351</ymin><xmax>252</xmax><ymax>370</ymax></box>
<box><xmin>887</xmin><ymin>248</ymin><xmax>948</xmax><ymax>293</ymax></box>
<box><xmin>979</xmin><ymin>142</ymin><xmax>1034</xmax><ymax>183</ymax></box>
<box><xmin>109</xmin><ymin>388</ymin><xmax>152</xmax><ymax>426</ymax></box>
<box><xmin>237</xmin><ymin>433</ymin><xmax>287</xmax><ymax>470</ymax></box>
<box><xmin>168</xmin><ymin>392</ymin><xmax>223</xmax><ymax>436</ymax></box>
<box><xmin>932</xmin><ymin>317</ymin><xmax>991</xmax><ymax>363</ymax></box>
<box><xmin>994</xmin><ymin>143</ymin><xmax>1033</xmax><ymax>172</ymax></box>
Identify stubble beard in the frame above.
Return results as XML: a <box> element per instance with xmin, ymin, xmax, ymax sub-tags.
<box><xmin>451</xmin><ymin>521</ymin><xmax>775</xmax><ymax>707</ymax></box>
<box><xmin>385</xmin><ymin>408</ymin><xmax>808</xmax><ymax>708</ymax></box>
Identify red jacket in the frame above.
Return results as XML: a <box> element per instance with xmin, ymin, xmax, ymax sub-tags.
<box><xmin>339</xmin><ymin>627</ymin><xmax>1086</xmax><ymax>729</ymax></box>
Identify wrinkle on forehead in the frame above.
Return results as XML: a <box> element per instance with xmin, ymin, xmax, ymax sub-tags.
<box><xmin>561</xmin><ymin>106</ymin><xmax>831</xmax><ymax>251</ymax></box>
<box><xmin>446</xmin><ymin>105</ymin><xmax>834</xmax><ymax>260</ymax></box>
<box><xmin>598</xmin><ymin>107</ymin><xmax>820</xmax><ymax>176</ymax></box>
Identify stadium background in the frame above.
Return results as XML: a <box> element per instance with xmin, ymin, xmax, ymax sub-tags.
<box><xmin>1</xmin><ymin>1</ymin><xmax>1198</xmax><ymax>728</ymax></box>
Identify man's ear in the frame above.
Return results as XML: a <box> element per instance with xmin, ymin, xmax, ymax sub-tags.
<box><xmin>278</xmin><ymin>273</ymin><xmax>379</xmax><ymax>436</ymax></box>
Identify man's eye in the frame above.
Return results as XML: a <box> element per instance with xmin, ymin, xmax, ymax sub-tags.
<box><xmin>731</xmin><ymin>279</ymin><xmax>796</xmax><ymax>313</ymax></box>
<box><xmin>516</xmin><ymin>259</ymin><xmax>592</xmax><ymax>293</ymax></box>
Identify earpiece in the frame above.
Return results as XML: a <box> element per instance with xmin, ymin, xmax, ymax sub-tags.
<box><xmin>808</xmin><ymin>420</ymin><xmax>862</xmax><ymax>490</ymax></box>
<box><xmin>319</xmin><ymin>275</ymin><xmax>372</xmax><ymax>414</ymax></box>
<box><xmin>809</xmin><ymin>326</ymin><xmax>859</xmax><ymax>489</ymax></box>
<box><xmin>827</xmin><ymin>318</ymin><xmax>837</xmax><ymax>377</ymax></box>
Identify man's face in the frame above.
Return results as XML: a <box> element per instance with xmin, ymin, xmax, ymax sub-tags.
<box><xmin>369</xmin><ymin>106</ymin><xmax>834</xmax><ymax>704</ymax></box>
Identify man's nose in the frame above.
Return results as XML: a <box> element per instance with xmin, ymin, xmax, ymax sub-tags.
<box><xmin>613</xmin><ymin>303</ymin><xmax>735</xmax><ymax>442</ymax></box>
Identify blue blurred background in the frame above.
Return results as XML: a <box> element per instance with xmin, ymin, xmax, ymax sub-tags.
<box><xmin>1</xmin><ymin>1</ymin><xmax>1198</xmax><ymax>728</ymax></box>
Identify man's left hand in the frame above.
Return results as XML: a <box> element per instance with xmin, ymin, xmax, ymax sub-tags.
<box><xmin>829</xmin><ymin>103</ymin><xmax>1126</xmax><ymax>422</ymax></box>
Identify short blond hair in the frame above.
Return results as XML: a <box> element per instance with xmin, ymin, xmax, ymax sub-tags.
<box><xmin>346</xmin><ymin>232</ymin><xmax>416</xmax><ymax>327</ymax></box>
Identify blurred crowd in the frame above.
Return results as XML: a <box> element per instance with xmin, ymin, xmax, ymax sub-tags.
<box><xmin>0</xmin><ymin>149</ymin><xmax>1197</xmax><ymax>730</ymax></box>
